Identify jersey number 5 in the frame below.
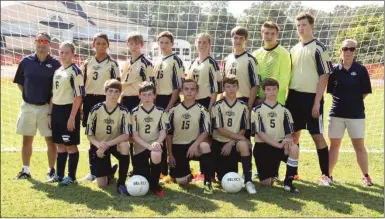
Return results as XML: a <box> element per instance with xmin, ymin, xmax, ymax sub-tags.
<box><xmin>270</xmin><ymin>119</ymin><xmax>275</xmax><ymax>128</ymax></box>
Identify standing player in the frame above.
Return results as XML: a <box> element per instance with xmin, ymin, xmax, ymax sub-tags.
<box><xmin>211</xmin><ymin>75</ymin><xmax>256</xmax><ymax>194</ymax></box>
<box><xmin>153</xmin><ymin>31</ymin><xmax>185</xmax><ymax>180</ymax></box>
<box><xmin>131</xmin><ymin>82</ymin><xmax>167</xmax><ymax>196</ymax></box>
<box><xmin>286</xmin><ymin>12</ymin><xmax>333</xmax><ymax>185</ymax></box>
<box><xmin>13</xmin><ymin>32</ymin><xmax>61</xmax><ymax>179</ymax></box>
<box><xmin>166</xmin><ymin>79</ymin><xmax>214</xmax><ymax>194</ymax></box>
<box><xmin>251</xmin><ymin>78</ymin><xmax>299</xmax><ymax>193</ymax></box>
<box><xmin>85</xmin><ymin>79</ymin><xmax>131</xmax><ymax>195</ymax></box>
<box><xmin>186</xmin><ymin>33</ymin><xmax>221</xmax><ymax>111</ymax></box>
<box><xmin>252</xmin><ymin>21</ymin><xmax>291</xmax><ymax>105</ymax></box>
<box><xmin>46</xmin><ymin>42</ymin><xmax>84</xmax><ymax>185</ymax></box>
<box><xmin>120</xmin><ymin>32</ymin><xmax>155</xmax><ymax>177</ymax></box>
<box><xmin>80</xmin><ymin>33</ymin><xmax>121</xmax><ymax>182</ymax></box>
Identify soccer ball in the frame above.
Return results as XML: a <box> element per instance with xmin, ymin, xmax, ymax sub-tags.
<box><xmin>221</xmin><ymin>172</ymin><xmax>243</xmax><ymax>193</ymax></box>
<box><xmin>125</xmin><ymin>175</ymin><xmax>149</xmax><ymax>196</ymax></box>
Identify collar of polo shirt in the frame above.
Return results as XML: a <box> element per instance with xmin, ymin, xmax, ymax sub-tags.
<box><xmin>31</xmin><ymin>53</ymin><xmax>52</xmax><ymax>63</ymax></box>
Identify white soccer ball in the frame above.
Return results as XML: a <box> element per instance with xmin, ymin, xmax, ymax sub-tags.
<box><xmin>221</xmin><ymin>172</ymin><xmax>243</xmax><ymax>193</ymax></box>
<box><xmin>125</xmin><ymin>175</ymin><xmax>149</xmax><ymax>196</ymax></box>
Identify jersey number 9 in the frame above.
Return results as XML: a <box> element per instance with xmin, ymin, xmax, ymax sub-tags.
<box><xmin>106</xmin><ymin>125</ymin><xmax>112</xmax><ymax>134</ymax></box>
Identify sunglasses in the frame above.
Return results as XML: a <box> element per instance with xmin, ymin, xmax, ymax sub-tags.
<box><xmin>341</xmin><ymin>47</ymin><xmax>356</xmax><ymax>52</ymax></box>
<box><xmin>35</xmin><ymin>39</ymin><xmax>50</xmax><ymax>44</ymax></box>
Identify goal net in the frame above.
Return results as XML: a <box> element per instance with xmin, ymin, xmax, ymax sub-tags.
<box><xmin>1</xmin><ymin>1</ymin><xmax>383</xmax><ymax>152</ymax></box>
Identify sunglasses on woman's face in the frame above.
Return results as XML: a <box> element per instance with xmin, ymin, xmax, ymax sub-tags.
<box><xmin>35</xmin><ymin>39</ymin><xmax>50</xmax><ymax>44</ymax></box>
<box><xmin>341</xmin><ymin>47</ymin><xmax>356</xmax><ymax>52</ymax></box>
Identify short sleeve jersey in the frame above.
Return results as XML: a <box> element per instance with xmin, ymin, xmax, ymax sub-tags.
<box><xmin>289</xmin><ymin>39</ymin><xmax>333</xmax><ymax>93</ymax></box>
<box><xmin>222</xmin><ymin>51</ymin><xmax>261</xmax><ymax>98</ymax></box>
<box><xmin>85</xmin><ymin>102</ymin><xmax>131</xmax><ymax>142</ymax></box>
<box><xmin>251</xmin><ymin>102</ymin><xmax>294</xmax><ymax>143</ymax></box>
<box><xmin>153</xmin><ymin>53</ymin><xmax>185</xmax><ymax>95</ymax></box>
<box><xmin>82</xmin><ymin>55</ymin><xmax>120</xmax><ymax>95</ymax></box>
<box><xmin>52</xmin><ymin>63</ymin><xmax>85</xmax><ymax>105</ymax></box>
<box><xmin>211</xmin><ymin>99</ymin><xmax>249</xmax><ymax>142</ymax></box>
<box><xmin>186</xmin><ymin>56</ymin><xmax>221</xmax><ymax>99</ymax></box>
<box><xmin>121</xmin><ymin>54</ymin><xmax>155</xmax><ymax>96</ymax></box>
<box><xmin>166</xmin><ymin>102</ymin><xmax>211</xmax><ymax>144</ymax></box>
<box><xmin>131</xmin><ymin>104</ymin><xmax>167</xmax><ymax>155</ymax></box>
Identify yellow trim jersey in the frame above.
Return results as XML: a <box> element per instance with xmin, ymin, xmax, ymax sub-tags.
<box><xmin>252</xmin><ymin>44</ymin><xmax>291</xmax><ymax>105</ymax></box>
<box><xmin>121</xmin><ymin>54</ymin><xmax>155</xmax><ymax>96</ymax></box>
<box><xmin>85</xmin><ymin>102</ymin><xmax>130</xmax><ymax>142</ymax></box>
<box><xmin>153</xmin><ymin>53</ymin><xmax>185</xmax><ymax>95</ymax></box>
<box><xmin>289</xmin><ymin>39</ymin><xmax>333</xmax><ymax>93</ymax></box>
<box><xmin>131</xmin><ymin>104</ymin><xmax>167</xmax><ymax>155</ymax></box>
<box><xmin>52</xmin><ymin>63</ymin><xmax>85</xmax><ymax>105</ymax></box>
<box><xmin>82</xmin><ymin>55</ymin><xmax>120</xmax><ymax>95</ymax></box>
<box><xmin>211</xmin><ymin>99</ymin><xmax>248</xmax><ymax>142</ymax></box>
<box><xmin>186</xmin><ymin>56</ymin><xmax>222</xmax><ymax>99</ymax></box>
<box><xmin>251</xmin><ymin>102</ymin><xmax>294</xmax><ymax>143</ymax></box>
<box><xmin>222</xmin><ymin>51</ymin><xmax>261</xmax><ymax>98</ymax></box>
<box><xmin>167</xmin><ymin>102</ymin><xmax>211</xmax><ymax>144</ymax></box>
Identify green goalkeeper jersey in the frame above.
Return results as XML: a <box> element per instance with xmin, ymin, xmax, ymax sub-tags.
<box><xmin>252</xmin><ymin>44</ymin><xmax>291</xmax><ymax>105</ymax></box>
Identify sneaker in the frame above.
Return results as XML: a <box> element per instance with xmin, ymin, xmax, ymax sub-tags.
<box><xmin>328</xmin><ymin>175</ymin><xmax>334</xmax><ymax>184</ymax></box>
<box><xmin>245</xmin><ymin>181</ymin><xmax>257</xmax><ymax>194</ymax></box>
<box><xmin>363</xmin><ymin>175</ymin><xmax>373</xmax><ymax>186</ymax></box>
<box><xmin>59</xmin><ymin>176</ymin><xmax>77</xmax><ymax>186</ymax></box>
<box><xmin>203</xmin><ymin>182</ymin><xmax>214</xmax><ymax>194</ymax></box>
<box><xmin>252</xmin><ymin>173</ymin><xmax>259</xmax><ymax>179</ymax></box>
<box><xmin>284</xmin><ymin>184</ymin><xmax>299</xmax><ymax>193</ymax></box>
<box><xmin>318</xmin><ymin>175</ymin><xmax>330</xmax><ymax>186</ymax></box>
<box><xmin>15</xmin><ymin>171</ymin><xmax>31</xmax><ymax>180</ymax></box>
<box><xmin>272</xmin><ymin>176</ymin><xmax>281</xmax><ymax>184</ymax></box>
<box><xmin>79</xmin><ymin>173</ymin><xmax>96</xmax><ymax>182</ymax></box>
<box><xmin>152</xmin><ymin>185</ymin><xmax>166</xmax><ymax>197</ymax></box>
<box><xmin>46</xmin><ymin>174</ymin><xmax>62</xmax><ymax>183</ymax></box>
<box><xmin>47</xmin><ymin>168</ymin><xmax>56</xmax><ymax>180</ymax></box>
<box><xmin>108</xmin><ymin>164</ymin><xmax>118</xmax><ymax>185</ymax></box>
<box><xmin>192</xmin><ymin>173</ymin><xmax>205</xmax><ymax>182</ymax></box>
<box><xmin>117</xmin><ymin>184</ymin><xmax>130</xmax><ymax>196</ymax></box>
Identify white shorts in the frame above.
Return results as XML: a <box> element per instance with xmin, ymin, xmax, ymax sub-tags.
<box><xmin>16</xmin><ymin>101</ymin><xmax>51</xmax><ymax>137</ymax></box>
<box><xmin>328</xmin><ymin>116</ymin><xmax>365</xmax><ymax>139</ymax></box>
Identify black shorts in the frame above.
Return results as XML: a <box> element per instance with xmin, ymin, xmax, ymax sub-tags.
<box><xmin>121</xmin><ymin>96</ymin><xmax>140</xmax><ymax>112</ymax></box>
<box><xmin>132</xmin><ymin>149</ymin><xmax>151</xmax><ymax>177</ymax></box>
<box><xmin>286</xmin><ymin>89</ymin><xmax>324</xmax><ymax>134</ymax></box>
<box><xmin>172</xmin><ymin>143</ymin><xmax>200</xmax><ymax>178</ymax></box>
<box><xmin>211</xmin><ymin>139</ymin><xmax>240</xmax><ymax>181</ymax></box>
<box><xmin>51</xmin><ymin>104</ymin><xmax>80</xmax><ymax>146</ymax></box>
<box><xmin>155</xmin><ymin>94</ymin><xmax>180</xmax><ymax>109</ymax></box>
<box><xmin>90</xmin><ymin>144</ymin><xmax>118</xmax><ymax>177</ymax></box>
<box><xmin>82</xmin><ymin>94</ymin><xmax>106</xmax><ymax>127</ymax></box>
<box><xmin>253</xmin><ymin>142</ymin><xmax>288</xmax><ymax>181</ymax></box>
<box><xmin>196</xmin><ymin>97</ymin><xmax>211</xmax><ymax>110</ymax></box>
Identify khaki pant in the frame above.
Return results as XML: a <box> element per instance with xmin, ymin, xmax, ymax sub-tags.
<box><xmin>16</xmin><ymin>101</ymin><xmax>51</xmax><ymax>137</ymax></box>
<box><xmin>328</xmin><ymin>116</ymin><xmax>365</xmax><ymax>139</ymax></box>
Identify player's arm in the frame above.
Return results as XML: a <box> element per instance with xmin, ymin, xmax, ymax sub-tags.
<box><xmin>155</xmin><ymin>113</ymin><xmax>168</xmax><ymax>143</ymax></box>
<box><xmin>361</xmin><ymin>66</ymin><xmax>372</xmax><ymax>100</ymax></box>
<box><xmin>111</xmin><ymin>60</ymin><xmax>121</xmax><ymax>81</ymax></box>
<box><xmin>190</xmin><ymin>109</ymin><xmax>210</xmax><ymax>149</ymax></box>
<box><xmin>85</xmin><ymin>107</ymin><xmax>102</xmax><ymax>147</ymax></box>
<box><xmin>248</xmin><ymin>57</ymin><xmax>260</xmax><ymax>110</ymax></box>
<box><xmin>166</xmin><ymin>62</ymin><xmax>184</xmax><ymax>112</ymax></box>
<box><xmin>68</xmin><ymin>69</ymin><xmax>85</xmax><ymax>131</ymax></box>
<box><xmin>120</xmin><ymin>61</ymin><xmax>131</xmax><ymax>85</ymax></box>
<box><xmin>146</xmin><ymin>62</ymin><xmax>156</xmax><ymax>85</ymax></box>
<box><xmin>278</xmin><ymin>50</ymin><xmax>292</xmax><ymax>104</ymax></box>
<box><xmin>166</xmin><ymin>110</ymin><xmax>176</xmax><ymax>166</ymax></box>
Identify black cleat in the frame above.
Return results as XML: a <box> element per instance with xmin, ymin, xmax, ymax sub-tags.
<box><xmin>15</xmin><ymin>170</ymin><xmax>31</xmax><ymax>180</ymax></box>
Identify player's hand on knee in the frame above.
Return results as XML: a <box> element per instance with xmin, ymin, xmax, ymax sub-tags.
<box><xmin>99</xmin><ymin>141</ymin><xmax>109</xmax><ymax>150</ymax></box>
<box><xmin>187</xmin><ymin>144</ymin><xmax>198</xmax><ymax>158</ymax></box>
<box><xmin>96</xmin><ymin>148</ymin><xmax>105</xmax><ymax>158</ymax></box>
<box><xmin>150</xmin><ymin>142</ymin><xmax>163</xmax><ymax>152</ymax></box>
<box><xmin>221</xmin><ymin>142</ymin><xmax>233</xmax><ymax>156</ymax></box>
<box><xmin>168</xmin><ymin>154</ymin><xmax>176</xmax><ymax>167</ymax></box>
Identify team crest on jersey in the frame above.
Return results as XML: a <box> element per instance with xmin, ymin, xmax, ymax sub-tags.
<box><xmin>46</xmin><ymin>64</ymin><xmax>52</xmax><ymax>68</ymax></box>
<box><xmin>225</xmin><ymin>111</ymin><xmax>235</xmax><ymax>117</ymax></box>
<box><xmin>268</xmin><ymin>111</ymin><xmax>277</xmax><ymax>118</ymax></box>
<box><xmin>144</xmin><ymin>116</ymin><xmax>154</xmax><ymax>123</ymax></box>
<box><xmin>55</xmin><ymin>75</ymin><xmax>62</xmax><ymax>80</ymax></box>
<box><xmin>181</xmin><ymin>113</ymin><xmax>191</xmax><ymax>119</ymax></box>
<box><xmin>104</xmin><ymin>117</ymin><xmax>115</xmax><ymax>124</ymax></box>
<box><xmin>351</xmin><ymin>72</ymin><xmax>357</xmax><ymax>76</ymax></box>
<box><xmin>93</xmin><ymin>65</ymin><xmax>101</xmax><ymax>70</ymax></box>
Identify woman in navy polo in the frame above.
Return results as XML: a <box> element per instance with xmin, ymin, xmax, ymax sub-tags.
<box><xmin>327</xmin><ymin>39</ymin><xmax>373</xmax><ymax>186</ymax></box>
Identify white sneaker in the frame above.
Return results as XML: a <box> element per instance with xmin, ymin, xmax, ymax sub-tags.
<box><xmin>245</xmin><ymin>181</ymin><xmax>257</xmax><ymax>194</ymax></box>
<box><xmin>318</xmin><ymin>175</ymin><xmax>330</xmax><ymax>186</ymax></box>
<box><xmin>79</xmin><ymin>173</ymin><xmax>96</xmax><ymax>182</ymax></box>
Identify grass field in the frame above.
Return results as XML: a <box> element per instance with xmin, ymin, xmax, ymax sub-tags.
<box><xmin>1</xmin><ymin>74</ymin><xmax>384</xmax><ymax>217</ymax></box>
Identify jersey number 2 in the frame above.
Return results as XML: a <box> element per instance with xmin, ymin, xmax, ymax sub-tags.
<box><xmin>145</xmin><ymin>124</ymin><xmax>151</xmax><ymax>134</ymax></box>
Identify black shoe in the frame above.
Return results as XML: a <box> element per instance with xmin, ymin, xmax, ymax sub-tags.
<box><xmin>108</xmin><ymin>164</ymin><xmax>118</xmax><ymax>185</ymax></box>
<box><xmin>15</xmin><ymin>171</ymin><xmax>31</xmax><ymax>180</ymax></box>
<box><xmin>47</xmin><ymin>168</ymin><xmax>56</xmax><ymax>180</ymax></box>
<box><xmin>284</xmin><ymin>184</ymin><xmax>299</xmax><ymax>193</ymax></box>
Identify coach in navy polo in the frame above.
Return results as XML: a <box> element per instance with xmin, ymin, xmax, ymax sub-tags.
<box><xmin>13</xmin><ymin>32</ymin><xmax>61</xmax><ymax>180</ymax></box>
<box><xmin>327</xmin><ymin>39</ymin><xmax>373</xmax><ymax>186</ymax></box>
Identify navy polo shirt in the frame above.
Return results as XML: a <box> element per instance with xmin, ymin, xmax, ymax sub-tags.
<box><xmin>327</xmin><ymin>61</ymin><xmax>372</xmax><ymax>119</ymax></box>
<box><xmin>13</xmin><ymin>53</ymin><xmax>61</xmax><ymax>104</ymax></box>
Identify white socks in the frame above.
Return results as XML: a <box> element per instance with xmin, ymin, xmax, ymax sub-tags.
<box><xmin>22</xmin><ymin>165</ymin><xmax>30</xmax><ymax>174</ymax></box>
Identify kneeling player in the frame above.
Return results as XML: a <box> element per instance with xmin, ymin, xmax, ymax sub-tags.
<box><xmin>211</xmin><ymin>75</ymin><xmax>256</xmax><ymax>194</ymax></box>
<box><xmin>251</xmin><ymin>78</ymin><xmax>299</xmax><ymax>193</ymax></box>
<box><xmin>131</xmin><ymin>81</ymin><xmax>167</xmax><ymax>197</ymax></box>
<box><xmin>86</xmin><ymin>79</ymin><xmax>131</xmax><ymax>195</ymax></box>
<box><xmin>166</xmin><ymin>79</ymin><xmax>214</xmax><ymax>194</ymax></box>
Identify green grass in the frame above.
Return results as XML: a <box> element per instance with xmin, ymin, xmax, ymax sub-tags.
<box><xmin>1</xmin><ymin>152</ymin><xmax>383</xmax><ymax>217</ymax></box>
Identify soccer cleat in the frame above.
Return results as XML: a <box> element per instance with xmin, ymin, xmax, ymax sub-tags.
<box><xmin>203</xmin><ymin>182</ymin><xmax>214</xmax><ymax>194</ymax></box>
<box><xmin>79</xmin><ymin>173</ymin><xmax>96</xmax><ymax>182</ymax></box>
<box><xmin>15</xmin><ymin>171</ymin><xmax>31</xmax><ymax>180</ymax></box>
<box><xmin>161</xmin><ymin>175</ymin><xmax>176</xmax><ymax>184</ymax></box>
<box><xmin>108</xmin><ymin>164</ymin><xmax>118</xmax><ymax>185</ymax></box>
<box><xmin>117</xmin><ymin>184</ymin><xmax>130</xmax><ymax>196</ymax></box>
<box><xmin>152</xmin><ymin>185</ymin><xmax>166</xmax><ymax>197</ymax></box>
<box><xmin>192</xmin><ymin>173</ymin><xmax>205</xmax><ymax>182</ymax></box>
<box><xmin>284</xmin><ymin>184</ymin><xmax>299</xmax><ymax>193</ymax></box>
<box><xmin>47</xmin><ymin>168</ymin><xmax>56</xmax><ymax>180</ymax></box>
<box><xmin>252</xmin><ymin>173</ymin><xmax>259</xmax><ymax>179</ymax></box>
<box><xmin>318</xmin><ymin>175</ymin><xmax>330</xmax><ymax>186</ymax></box>
<box><xmin>59</xmin><ymin>176</ymin><xmax>77</xmax><ymax>186</ymax></box>
<box><xmin>46</xmin><ymin>174</ymin><xmax>62</xmax><ymax>183</ymax></box>
<box><xmin>245</xmin><ymin>181</ymin><xmax>257</xmax><ymax>194</ymax></box>
<box><xmin>362</xmin><ymin>175</ymin><xmax>373</xmax><ymax>186</ymax></box>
